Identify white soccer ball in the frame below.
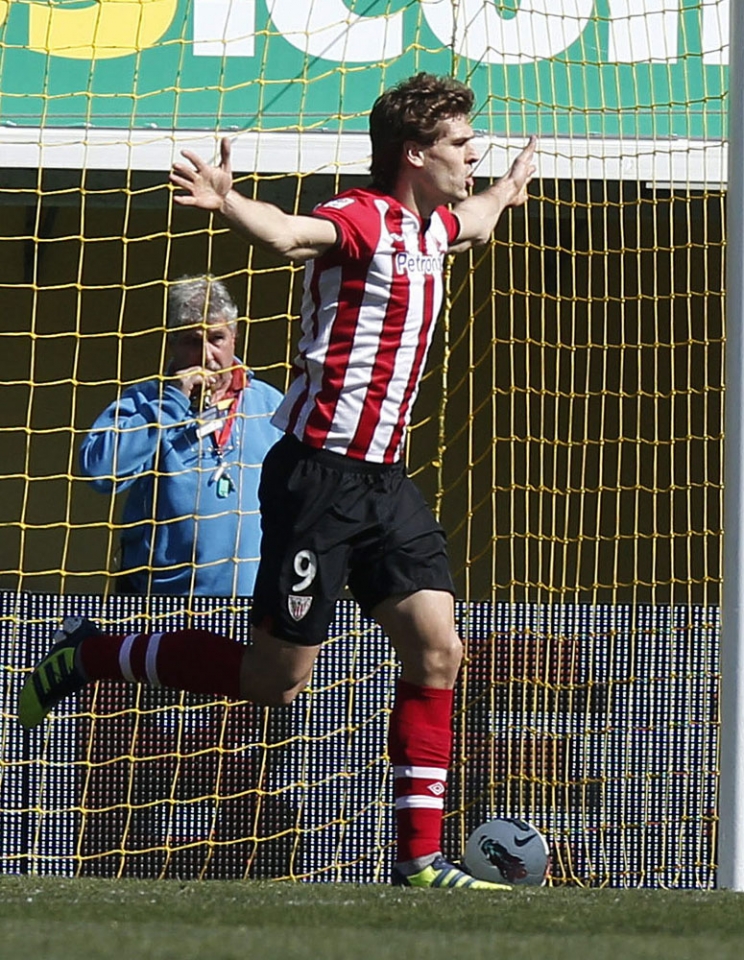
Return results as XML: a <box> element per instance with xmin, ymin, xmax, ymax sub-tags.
<box><xmin>463</xmin><ymin>817</ymin><xmax>550</xmax><ymax>886</ymax></box>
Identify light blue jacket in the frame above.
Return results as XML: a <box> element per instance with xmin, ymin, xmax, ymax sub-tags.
<box><xmin>79</xmin><ymin>365</ymin><xmax>283</xmax><ymax>596</ymax></box>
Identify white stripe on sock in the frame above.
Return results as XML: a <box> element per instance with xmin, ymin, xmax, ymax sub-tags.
<box><xmin>395</xmin><ymin>796</ymin><xmax>445</xmax><ymax>810</ymax></box>
<box><xmin>393</xmin><ymin>766</ymin><xmax>448</xmax><ymax>781</ymax></box>
<box><xmin>118</xmin><ymin>633</ymin><xmax>138</xmax><ymax>683</ymax></box>
<box><xmin>145</xmin><ymin>633</ymin><xmax>163</xmax><ymax>687</ymax></box>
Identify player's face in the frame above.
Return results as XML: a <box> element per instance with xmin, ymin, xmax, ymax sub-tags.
<box><xmin>170</xmin><ymin>319</ymin><xmax>237</xmax><ymax>392</ymax></box>
<box><xmin>417</xmin><ymin>115</ymin><xmax>479</xmax><ymax>205</ymax></box>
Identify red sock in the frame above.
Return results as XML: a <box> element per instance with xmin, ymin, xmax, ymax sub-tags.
<box><xmin>79</xmin><ymin>629</ymin><xmax>244</xmax><ymax>699</ymax></box>
<box><xmin>388</xmin><ymin>679</ymin><xmax>453</xmax><ymax>864</ymax></box>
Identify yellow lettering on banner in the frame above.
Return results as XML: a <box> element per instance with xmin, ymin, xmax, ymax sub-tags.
<box><xmin>0</xmin><ymin>0</ymin><xmax>14</xmax><ymax>30</ymax></box>
<box><xmin>28</xmin><ymin>0</ymin><xmax>177</xmax><ymax>59</ymax></box>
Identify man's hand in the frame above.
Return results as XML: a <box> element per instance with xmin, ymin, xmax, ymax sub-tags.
<box><xmin>170</xmin><ymin>367</ymin><xmax>217</xmax><ymax>402</ymax></box>
<box><xmin>501</xmin><ymin>135</ymin><xmax>537</xmax><ymax>208</ymax></box>
<box><xmin>169</xmin><ymin>136</ymin><xmax>338</xmax><ymax>261</ymax></box>
<box><xmin>450</xmin><ymin>136</ymin><xmax>537</xmax><ymax>251</ymax></box>
<box><xmin>170</xmin><ymin>137</ymin><xmax>233</xmax><ymax>211</ymax></box>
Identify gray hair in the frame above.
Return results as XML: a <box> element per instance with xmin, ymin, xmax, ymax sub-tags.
<box><xmin>166</xmin><ymin>275</ymin><xmax>239</xmax><ymax>334</ymax></box>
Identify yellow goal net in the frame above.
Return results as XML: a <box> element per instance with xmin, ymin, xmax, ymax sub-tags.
<box><xmin>0</xmin><ymin>1</ymin><xmax>726</xmax><ymax>886</ymax></box>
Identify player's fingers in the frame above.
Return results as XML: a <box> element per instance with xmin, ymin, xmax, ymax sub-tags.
<box><xmin>170</xmin><ymin>161</ymin><xmax>196</xmax><ymax>180</ymax></box>
<box><xmin>169</xmin><ymin>172</ymin><xmax>195</xmax><ymax>190</ymax></box>
<box><xmin>180</xmin><ymin>148</ymin><xmax>206</xmax><ymax>171</ymax></box>
<box><xmin>219</xmin><ymin>137</ymin><xmax>233</xmax><ymax>172</ymax></box>
<box><xmin>514</xmin><ymin>138</ymin><xmax>536</xmax><ymax>173</ymax></box>
<box><xmin>515</xmin><ymin>149</ymin><xmax>536</xmax><ymax>186</ymax></box>
<box><xmin>518</xmin><ymin>140</ymin><xmax>536</xmax><ymax>166</ymax></box>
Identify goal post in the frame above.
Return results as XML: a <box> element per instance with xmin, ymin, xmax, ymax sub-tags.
<box><xmin>720</xmin><ymin>0</ymin><xmax>744</xmax><ymax>892</ymax></box>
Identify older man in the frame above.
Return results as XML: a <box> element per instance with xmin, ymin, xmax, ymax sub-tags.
<box><xmin>79</xmin><ymin>275</ymin><xmax>283</xmax><ymax>596</ymax></box>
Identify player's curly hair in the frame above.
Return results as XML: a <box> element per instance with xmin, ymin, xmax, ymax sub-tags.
<box><xmin>369</xmin><ymin>73</ymin><xmax>474</xmax><ymax>193</ymax></box>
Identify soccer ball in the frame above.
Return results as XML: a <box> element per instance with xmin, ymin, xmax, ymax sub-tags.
<box><xmin>463</xmin><ymin>817</ymin><xmax>550</xmax><ymax>886</ymax></box>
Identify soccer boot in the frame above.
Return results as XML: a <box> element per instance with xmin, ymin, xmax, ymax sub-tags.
<box><xmin>391</xmin><ymin>855</ymin><xmax>511</xmax><ymax>890</ymax></box>
<box><xmin>18</xmin><ymin>616</ymin><xmax>99</xmax><ymax>730</ymax></box>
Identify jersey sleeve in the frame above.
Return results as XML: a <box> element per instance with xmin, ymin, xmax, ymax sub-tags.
<box><xmin>311</xmin><ymin>192</ymin><xmax>379</xmax><ymax>261</ymax></box>
<box><xmin>435</xmin><ymin>205</ymin><xmax>461</xmax><ymax>246</ymax></box>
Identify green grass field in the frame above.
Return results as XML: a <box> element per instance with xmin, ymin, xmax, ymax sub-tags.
<box><xmin>0</xmin><ymin>878</ymin><xmax>743</xmax><ymax>960</ymax></box>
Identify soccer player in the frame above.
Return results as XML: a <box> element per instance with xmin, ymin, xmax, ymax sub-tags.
<box><xmin>19</xmin><ymin>73</ymin><xmax>536</xmax><ymax>890</ymax></box>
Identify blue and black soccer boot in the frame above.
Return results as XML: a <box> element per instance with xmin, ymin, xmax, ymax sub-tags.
<box><xmin>18</xmin><ymin>616</ymin><xmax>99</xmax><ymax>729</ymax></box>
<box><xmin>391</xmin><ymin>855</ymin><xmax>511</xmax><ymax>890</ymax></box>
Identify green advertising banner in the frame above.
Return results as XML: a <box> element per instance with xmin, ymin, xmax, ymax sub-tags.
<box><xmin>0</xmin><ymin>0</ymin><xmax>730</xmax><ymax>140</ymax></box>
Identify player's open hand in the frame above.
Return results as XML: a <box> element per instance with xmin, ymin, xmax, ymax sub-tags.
<box><xmin>504</xmin><ymin>136</ymin><xmax>537</xmax><ymax>208</ymax></box>
<box><xmin>170</xmin><ymin>137</ymin><xmax>233</xmax><ymax>211</ymax></box>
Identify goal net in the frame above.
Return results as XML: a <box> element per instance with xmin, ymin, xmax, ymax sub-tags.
<box><xmin>0</xmin><ymin>1</ymin><xmax>726</xmax><ymax>887</ymax></box>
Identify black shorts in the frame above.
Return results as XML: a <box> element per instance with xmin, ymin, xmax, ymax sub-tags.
<box><xmin>250</xmin><ymin>435</ymin><xmax>455</xmax><ymax>646</ymax></box>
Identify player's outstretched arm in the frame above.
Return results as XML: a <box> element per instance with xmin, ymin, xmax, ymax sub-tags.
<box><xmin>169</xmin><ymin>137</ymin><xmax>337</xmax><ymax>262</ymax></box>
<box><xmin>450</xmin><ymin>136</ymin><xmax>537</xmax><ymax>252</ymax></box>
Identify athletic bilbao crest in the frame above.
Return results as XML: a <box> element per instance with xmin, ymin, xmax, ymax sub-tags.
<box><xmin>288</xmin><ymin>595</ymin><xmax>312</xmax><ymax>621</ymax></box>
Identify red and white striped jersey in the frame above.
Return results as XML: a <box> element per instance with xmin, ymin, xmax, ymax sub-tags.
<box><xmin>271</xmin><ymin>187</ymin><xmax>460</xmax><ymax>463</ymax></box>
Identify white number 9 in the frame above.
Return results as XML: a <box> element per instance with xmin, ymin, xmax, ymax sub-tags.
<box><xmin>291</xmin><ymin>549</ymin><xmax>318</xmax><ymax>592</ymax></box>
